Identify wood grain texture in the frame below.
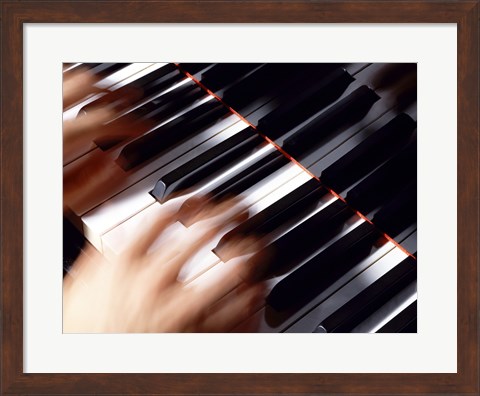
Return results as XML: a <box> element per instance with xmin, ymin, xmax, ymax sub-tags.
<box><xmin>1</xmin><ymin>1</ymin><xmax>478</xmax><ymax>395</ymax></box>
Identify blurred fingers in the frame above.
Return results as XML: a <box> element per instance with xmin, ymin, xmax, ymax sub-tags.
<box><xmin>63</xmin><ymin>107</ymin><xmax>115</xmax><ymax>156</ymax></box>
<box><xmin>186</xmin><ymin>258</ymin><xmax>248</xmax><ymax>319</ymax></box>
<box><xmin>215</xmin><ymin>234</ymin><xmax>262</xmax><ymax>263</ymax></box>
<box><xmin>126</xmin><ymin>208</ymin><xmax>178</xmax><ymax>260</ymax></box>
<box><xmin>186</xmin><ymin>196</ymin><xmax>247</xmax><ymax>226</ymax></box>
<box><xmin>92</xmin><ymin>112</ymin><xmax>155</xmax><ymax>149</ymax></box>
<box><xmin>63</xmin><ymin>69</ymin><xmax>100</xmax><ymax>109</ymax></box>
<box><xmin>87</xmin><ymin>84</ymin><xmax>144</xmax><ymax>114</ymax></box>
<box><xmin>63</xmin><ymin>153</ymin><xmax>121</xmax><ymax>211</ymax></box>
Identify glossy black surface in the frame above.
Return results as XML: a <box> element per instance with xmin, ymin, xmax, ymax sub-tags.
<box><xmin>316</xmin><ymin>256</ymin><xmax>416</xmax><ymax>332</ymax></box>
<box><xmin>118</xmin><ymin>100</ymin><xmax>229</xmax><ymax>170</ymax></box>
<box><xmin>151</xmin><ymin>127</ymin><xmax>261</xmax><ymax>202</ymax></box>
<box><xmin>282</xmin><ymin>85</ymin><xmax>380</xmax><ymax>158</ymax></box>
<box><xmin>267</xmin><ymin>222</ymin><xmax>381</xmax><ymax>311</ymax></box>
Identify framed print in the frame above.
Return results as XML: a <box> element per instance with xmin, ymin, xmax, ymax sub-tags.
<box><xmin>1</xmin><ymin>1</ymin><xmax>478</xmax><ymax>394</ymax></box>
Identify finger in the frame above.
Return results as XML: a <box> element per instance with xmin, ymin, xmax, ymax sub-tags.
<box><xmin>159</xmin><ymin>203</ymin><xmax>250</xmax><ymax>278</ymax></box>
<box><xmin>186</xmin><ymin>257</ymin><xmax>249</xmax><ymax>322</ymax></box>
<box><xmin>85</xmin><ymin>84</ymin><xmax>144</xmax><ymax>114</ymax></box>
<box><xmin>242</xmin><ymin>243</ymin><xmax>276</xmax><ymax>283</ymax></box>
<box><xmin>155</xmin><ymin>218</ymin><xmax>227</xmax><ymax>286</ymax></box>
<box><xmin>187</xmin><ymin>197</ymin><xmax>246</xmax><ymax>226</ymax></box>
<box><xmin>63</xmin><ymin>69</ymin><xmax>100</xmax><ymax>109</ymax></box>
<box><xmin>125</xmin><ymin>208</ymin><xmax>178</xmax><ymax>259</ymax></box>
<box><xmin>220</xmin><ymin>232</ymin><xmax>273</xmax><ymax>282</ymax></box>
<box><xmin>215</xmin><ymin>234</ymin><xmax>263</xmax><ymax>262</ymax></box>
<box><xmin>177</xmin><ymin>195</ymin><xmax>208</xmax><ymax>226</ymax></box>
<box><xmin>63</xmin><ymin>153</ymin><xmax>122</xmax><ymax>211</ymax></box>
<box><xmin>92</xmin><ymin>112</ymin><xmax>155</xmax><ymax>149</ymax></box>
<box><xmin>197</xmin><ymin>283</ymin><xmax>266</xmax><ymax>332</ymax></box>
<box><xmin>63</xmin><ymin>107</ymin><xmax>115</xmax><ymax>152</ymax></box>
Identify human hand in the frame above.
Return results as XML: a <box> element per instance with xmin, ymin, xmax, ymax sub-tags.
<box><xmin>63</xmin><ymin>199</ymin><xmax>266</xmax><ymax>333</ymax></box>
<box><xmin>62</xmin><ymin>68</ymin><xmax>148</xmax><ymax>211</ymax></box>
<box><xmin>63</xmin><ymin>69</ymin><xmax>112</xmax><ymax>158</ymax></box>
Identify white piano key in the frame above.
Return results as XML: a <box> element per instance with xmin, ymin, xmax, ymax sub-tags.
<box><xmin>106</xmin><ymin>77</ymin><xmax>193</xmax><ymax>124</ymax></box>
<box><xmin>64</xmin><ymin>62</ymin><xmax>418</xmax><ymax>335</ymax></box>
<box><xmin>63</xmin><ymin>63</ymin><xmax>167</xmax><ymax>164</ymax></box>
<box><xmin>246</xmin><ymin>170</ymin><xmax>313</xmax><ymax>215</ymax></box>
<box><xmin>99</xmin><ymin>200</ymin><xmax>220</xmax><ymax>282</ymax></box>
<box><xmin>194</xmin><ymin>144</ymin><xmax>276</xmax><ymax>194</ymax></box>
<box><xmin>101</xmin><ymin>201</ymin><xmax>187</xmax><ymax>260</ymax></box>
<box><xmin>285</xmin><ymin>247</ymin><xmax>410</xmax><ymax>333</ymax></box>
<box><xmin>100</xmin><ymin>201</ymin><xmax>234</xmax><ymax>284</ymax></box>
<box><xmin>99</xmin><ymin>157</ymin><xmax>314</xmax><ymax>272</ymax></box>
<box><xmin>96</xmin><ymin>63</ymin><xmax>163</xmax><ymax>90</ymax></box>
<box><xmin>238</xmin><ymin>161</ymin><xmax>305</xmax><ymax>208</ymax></box>
<box><xmin>352</xmin><ymin>281</ymin><xmax>417</xmax><ymax>333</ymax></box>
<box><xmin>81</xmin><ymin>120</ymin><xmax>249</xmax><ymax>250</ymax></box>
<box><xmin>126</xmin><ymin>94</ymin><xmax>215</xmax><ymax>138</ymax></box>
<box><xmin>257</xmin><ymin>194</ymin><xmax>339</xmax><ymax>250</ymax></box>
<box><xmin>63</xmin><ymin>64</ymin><xmax>207</xmax><ymax>166</ymax></box>
<box><xmin>185</xmin><ymin>253</ymin><xmax>253</xmax><ymax>294</ymax></box>
<box><xmin>66</xmin><ymin>112</ymin><xmax>242</xmax><ymax>217</ymax></box>
<box><xmin>179</xmin><ymin>250</ymin><xmax>220</xmax><ymax>284</ymax></box>
<box><xmin>195</xmin><ymin>162</ymin><xmax>311</xmax><ymax>254</ymax></box>
<box><xmin>234</xmin><ymin>228</ymin><xmax>398</xmax><ymax>333</ymax></box>
<box><xmin>63</xmin><ymin>63</ymin><xmax>82</xmax><ymax>73</ymax></box>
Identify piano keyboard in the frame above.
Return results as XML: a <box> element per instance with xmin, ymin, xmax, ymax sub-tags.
<box><xmin>63</xmin><ymin>62</ymin><xmax>417</xmax><ymax>333</ymax></box>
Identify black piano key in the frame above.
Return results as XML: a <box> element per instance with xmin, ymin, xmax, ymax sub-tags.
<box><xmin>267</xmin><ymin>222</ymin><xmax>381</xmax><ymax>311</ymax></box>
<box><xmin>315</xmin><ymin>256</ymin><xmax>416</xmax><ymax>333</ymax></box>
<box><xmin>241</xmin><ymin>64</ymin><xmax>343</xmax><ymax>126</ymax></box>
<box><xmin>282</xmin><ymin>85</ymin><xmax>380</xmax><ymax>158</ymax></box>
<box><xmin>139</xmin><ymin>64</ymin><xmax>184</xmax><ymax>98</ymax></box>
<box><xmin>234</xmin><ymin>64</ymin><xmax>344</xmax><ymax>121</ymax></box>
<box><xmin>346</xmin><ymin>140</ymin><xmax>416</xmax><ymax>214</ymax></box>
<box><xmin>256</xmin><ymin>68</ymin><xmax>355</xmax><ymax>138</ymax></box>
<box><xmin>150</xmin><ymin>127</ymin><xmax>262</xmax><ymax>203</ymax></box>
<box><xmin>94</xmin><ymin>81</ymin><xmax>206</xmax><ymax>150</ymax></box>
<box><xmin>207</xmin><ymin>151</ymin><xmax>289</xmax><ymax>201</ymax></box>
<box><xmin>129</xmin><ymin>64</ymin><xmax>183</xmax><ymax>96</ymax></box>
<box><xmin>376</xmin><ymin>300</ymin><xmax>417</xmax><ymax>333</ymax></box>
<box><xmin>246</xmin><ymin>181</ymin><xmax>327</xmax><ymax>237</ymax></box>
<box><xmin>140</xmin><ymin>82</ymin><xmax>205</xmax><ymax>121</ymax></box>
<box><xmin>200</xmin><ymin>63</ymin><xmax>263</xmax><ymax>92</ymax></box>
<box><xmin>177</xmin><ymin>63</ymin><xmax>215</xmax><ymax>76</ymax></box>
<box><xmin>64</xmin><ymin>63</ymin><xmax>130</xmax><ymax>79</ymax></box>
<box><xmin>178</xmin><ymin>148</ymin><xmax>285</xmax><ymax>226</ymax></box>
<box><xmin>399</xmin><ymin>317</ymin><xmax>417</xmax><ymax>333</ymax></box>
<box><xmin>80</xmin><ymin>64</ymin><xmax>184</xmax><ymax>114</ymax></box>
<box><xmin>88</xmin><ymin>63</ymin><xmax>130</xmax><ymax>78</ymax></box>
<box><xmin>398</xmin><ymin>231</ymin><xmax>417</xmax><ymax>256</ymax></box>
<box><xmin>248</xmin><ymin>199</ymin><xmax>353</xmax><ymax>280</ymax></box>
<box><xmin>63</xmin><ymin>62</ymin><xmax>101</xmax><ymax>75</ymax></box>
<box><xmin>372</xmin><ymin>182</ymin><xmax>417</xmax><ymax>238</ymax></box>
<box><xmin>221</xmin><ymin>64</ymin><xmax>299</xmax><ymax>111</ymax></box>
<box><xmin>117</xmin><ymin>100</ymin><xmax>230</xmax><ymax>171</ymax></box>
<box><xmin>320</xmin><ymin>113</ymin><xmax>416</xmax><ymax>192</ymax></box>
<box><xmin>191</xmin><ymin>154</ymin><xmax>295</xmax><ymax>228</ymax></box>
<box><xmin>214</xmin><ymin>180</ymin><xmax>327</xmax><ymax>259</ymax></box>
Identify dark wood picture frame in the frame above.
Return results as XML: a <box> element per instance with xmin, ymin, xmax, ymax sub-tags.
<box><xmin>1</xmin><ymin>1</ymin><xmax>478</xmax><ymax>394</ymax></box>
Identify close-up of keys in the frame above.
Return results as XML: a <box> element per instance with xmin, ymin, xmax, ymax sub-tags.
<box><xmin>63</xmin><ymin>62</ymin><xmax>417</xmax><ymax>333</ymax></box>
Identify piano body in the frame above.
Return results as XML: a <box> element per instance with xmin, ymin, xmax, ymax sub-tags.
<box><xmin>63</xmin><ymin>62</ymin><xmax>417</xmax><ymax>333</ymax></box>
